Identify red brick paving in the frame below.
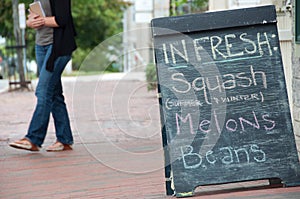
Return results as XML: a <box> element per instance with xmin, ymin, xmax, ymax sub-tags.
<box><xmin>1</xmin><ymin>74</ymin><xmax>300</xmax><ymax>199</ymax></box>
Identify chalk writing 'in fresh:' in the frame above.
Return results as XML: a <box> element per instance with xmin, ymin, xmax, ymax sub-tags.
<box><xmin>162</xmin><ymin>32</ymin><xmax>274</xmax><ymax>64</ymax></box>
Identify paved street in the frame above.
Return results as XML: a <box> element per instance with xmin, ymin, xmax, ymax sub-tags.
<box><xmin>0</xmin><ymin>79</ymin><xmax>8</xmax><ymax>93</ymax></box>
<box><xmin>1</xmin><ymin>72</ymin><xmax>300</xmax><ymax>198</ymax></box>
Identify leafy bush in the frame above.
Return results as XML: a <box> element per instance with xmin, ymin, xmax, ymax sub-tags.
<box><xmin>145</xmin><ymin>63</ymin><xmax>157</xmax><ymax>91</ymax></box>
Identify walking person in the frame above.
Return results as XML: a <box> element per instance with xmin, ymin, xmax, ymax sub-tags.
<box><xmin>9</xmin><ymin>0</ymin><xmax>77</xmax><ymax>152</ymax></box>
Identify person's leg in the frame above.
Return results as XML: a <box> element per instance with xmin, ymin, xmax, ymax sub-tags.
<box><xmin>51</xmin><ymin>59</ymin><xmax>73</xmax><ymax>146</ymax></box>
<box><xmin>45</xmin><ymin>56</ymin><xmax>73</xmax><ymax>152</ymax></box>
<box><xmin>9</xmin><ymin>44</ymin><xmax>51</xmax><ymax>151</ymax></box>
<box><xmin>24</xmin><ymin>45</ymin><xmax>54</xmax><ymax>147</ymax></box>
<box><xmin>26</xmin><ymin>49</ymin><xmax>71</xmax><ymax>147</ymax></box>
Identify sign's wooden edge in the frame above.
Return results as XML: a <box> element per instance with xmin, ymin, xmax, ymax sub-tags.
<box><xmin>151</xmin><ymin>5</ymin><xmax>276</xmax><ymax>36</ymax></box>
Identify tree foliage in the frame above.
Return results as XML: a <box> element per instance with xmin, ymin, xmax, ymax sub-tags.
<box><xmin>71</xmin><ymin>0</ymin><xmax>129</xmax><ymax>70</ymax></box>
<box><xmin>0</xmin><ymin>0</ymin><xmax>129</xmax><ymax>70</ymax></box>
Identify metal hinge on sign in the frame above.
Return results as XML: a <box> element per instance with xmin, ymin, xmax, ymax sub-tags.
<box><xmin>157</xmin><ymin>93</ymin><xmax>162</xmax><ymax>98</ymax></box>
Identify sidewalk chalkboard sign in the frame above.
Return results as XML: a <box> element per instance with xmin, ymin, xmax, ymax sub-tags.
<box><xmin>151</xmin><ymin>5</ymin><xmax>300</xmax><ymax>197</ymax></box>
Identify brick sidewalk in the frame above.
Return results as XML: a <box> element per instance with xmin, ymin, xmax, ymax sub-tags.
<box><xmin>1</xmin><ymin>73</ymin><xmax>300</xmax><ymax>199</ymax></box>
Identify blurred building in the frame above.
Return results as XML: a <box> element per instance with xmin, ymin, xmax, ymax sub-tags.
<box><xmin>209</xmin><ymin>0</ymin><xmax>293</xmax><ymax>105</ymax></box>
<box><xmin>209</xmin><ymin>0</ymin><xmax>300</xmax><ymax>142</ymax></box>
<box><xmin>122</xmin><ymin>0</ymin><xmax>169</xmax><ymax>72</ymax></box>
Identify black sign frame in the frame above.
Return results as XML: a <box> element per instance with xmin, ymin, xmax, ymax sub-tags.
<box><xmin>296</xmin><ymin>0</ymin><xmax>300</xmax><ymax>43</ymax></box>
<box><xmin>151</xmin><ymin>5</ymin><xmax>300</xmax><ymax>197</ymax></box>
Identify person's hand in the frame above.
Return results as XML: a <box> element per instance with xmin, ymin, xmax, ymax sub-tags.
<box><xmin>26</xmin><ymin>10</ymin><xmax>45</xmax><ymax>29</ymax></box>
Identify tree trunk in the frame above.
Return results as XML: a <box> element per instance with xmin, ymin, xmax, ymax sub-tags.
<box><xmin>12</xmin><ymin>0</ymin><xmax>27</xmax><ymax>89</ymax></box>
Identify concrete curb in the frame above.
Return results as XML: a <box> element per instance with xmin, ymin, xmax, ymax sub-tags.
<box><xmin>0</xmin><ymin>72</ymin><xmax>146</xmax><ymax>94</ymax></box>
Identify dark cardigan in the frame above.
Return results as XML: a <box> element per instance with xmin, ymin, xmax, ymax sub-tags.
<box><xmin>46</xmin><ymin>0</ymin><xmax>77</xmax><ymax>72</ymax></box>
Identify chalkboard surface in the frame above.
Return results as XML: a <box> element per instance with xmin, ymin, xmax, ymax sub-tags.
<box><xmin>151</xmin><ymin>5</ymin><xmax>300</xmax><ymax>197</ymax></box>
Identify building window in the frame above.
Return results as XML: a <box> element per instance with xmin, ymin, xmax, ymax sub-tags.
<box><xmin>134</xmin><ymin>0</ymin><xmax>153</xmax><ymax>23</ymax></box>
<box><xmin>229</xmin><ymin>0</ymin><xmax>261</xmax><ymax>9</ymax></box>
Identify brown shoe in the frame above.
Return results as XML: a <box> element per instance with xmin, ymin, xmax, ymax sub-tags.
<box><xmin>46</xmin><ymin>141</ymin><xmax>73</xmax><ymax>152</ymax></box>
<box><xmin>9</xmin><ymin>138</ymin><xmax>40</xmax><ymax>151</ymax></box>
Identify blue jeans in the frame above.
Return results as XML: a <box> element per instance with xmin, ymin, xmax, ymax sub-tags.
<box><xmin>25</xmin><ymin>44</ymin><xmax>73</xmax><ymax>147</ymax></box>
